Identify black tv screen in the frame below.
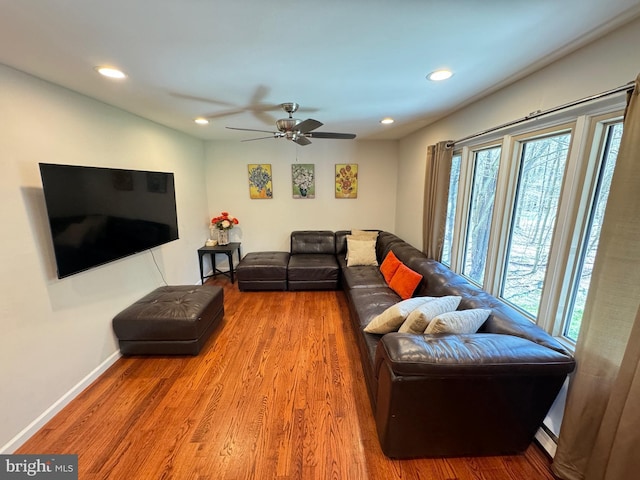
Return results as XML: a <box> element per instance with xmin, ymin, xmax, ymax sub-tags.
<box><xmin>39</xmin><ymin>163</ymin><xmax>179</xmax><ymax>278</ymax></box>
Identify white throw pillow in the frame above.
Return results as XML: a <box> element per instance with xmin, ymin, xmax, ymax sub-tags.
<box><xmin>398</xmin><ymin>296</ymin><xmax>462</xmax><ymax>334</ymax></box>
<box><xmin>425</xmin><ymin>308</ymin><xmax>491</xmax><ymax>334</ymax></box>
<box><xmin>346</xmin><ymin>237</ymin><xmax>378</xmax><ymax>267</ymax></box>
<box><xmin>364</xmin><ymin>297</ymin><xmax>435</xmax><ymax>334</ymax></box>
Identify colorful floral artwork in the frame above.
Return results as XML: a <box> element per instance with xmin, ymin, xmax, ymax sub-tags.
<box><xmin>248</xmin><ymin>164</ymin><xmax>273</xmax><ymax>199</ymax></box>
<box><xmin>291</xmin><ymin>164</ymin><xmax>315</xmax><ymax>199</ymax></box>
<box><xmin>335</xmin><ymin>164</ymin><xmax>358</xmax><ymax>198</ymax></box>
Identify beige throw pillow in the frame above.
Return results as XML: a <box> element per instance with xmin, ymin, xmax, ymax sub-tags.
<box><xmin>398</xmin><ymin>296</ymin><xmax>462</xmax><ymax>334</ymax></box>
<box><xmin>350</xmin><ymin>229</ymin><xmax>378</xmax><ymax>239</ymax></box>
<box><xmin>364</xmin><ymin>297</ymin><xmax>435</xmax><ymax>334</ymax></box>
<box><xmin>346</xmin><ymin>237</ymin><xmax>378</xmax><ymax>267</ymax></box>
<box><xmin>425</xmin><ymin>308</ymin><xmax>491</xmax><ymax>334</ymax></box>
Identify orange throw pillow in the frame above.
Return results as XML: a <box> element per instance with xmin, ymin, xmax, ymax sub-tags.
<box><xmin>389</xmin><ymin>263</ymin><xmax>423</xmax><ymax>300</ymax></box>
<box><xmin>380</xmin><ymin>250</ymin><xmax>402</xmax><ymax>284</ymax></box>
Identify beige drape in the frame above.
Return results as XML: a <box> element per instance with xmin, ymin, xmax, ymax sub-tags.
<box><xmin>423</xmin><ymin>141</ymin><xmax>453</xmax><ymax>260</ymax></box>
<box><xmin>553</xmin><ymin>74</ymin><xmax>640</xmax><ymax>480</ymax></box>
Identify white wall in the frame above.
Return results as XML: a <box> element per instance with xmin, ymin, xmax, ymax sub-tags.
<box><xmin>0</xmin><ymin>64</ymin><xmax>208</xmax><ymax>451</ymax></box>
<box><xmin>395</xmin><ymin>15</ymin><xmax>640</xmax><ymax>247</ymax></box>
<box><xmin>204</xmin><ymin>139</ymin><xmax>399</xmax><ymax>254</ymax></box>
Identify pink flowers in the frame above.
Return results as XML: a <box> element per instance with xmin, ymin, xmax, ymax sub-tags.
<box><xmin>211</xmin><ymin>211</ymin><xmax>239</xmax><ymax>230</ymax></box>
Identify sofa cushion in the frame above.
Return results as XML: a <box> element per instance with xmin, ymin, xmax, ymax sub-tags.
<box><xmin>425</xmin><ymin>308</ymin><xmax>491</xmax><ymax>334</ymax></box>
<box><xmin>388</xmin><ymin>263</ymin><xmax>423</xmax><ymax>299</ymax></box>
<box><xmin>290</xmin><ymin>230</ymin><xmax>336</xmax><ymax>255</ymax></box>
<box><xmin>346</xmin><ymin>236</ymin><xmax>378</xmax><ymax>266</ymax></box>
<box><xmin>399</xmin><ymin>295</ymin><xmax>461</xmax><ymax>334</ymax></box>
<box><xmin>340</xmin><ymin>263</ymin><xmax>387</xmax><ymax>290</ymax></box>
<box><xmin>348</xmin><ymin>287</ymin><xmax>400</xmax><ymax>328</ymax></box>
<box><xmin>364</xmin><ymin>296</ymin><xmax>435</xmax><ymax>334</ymax></box>
<box><xmin>287</xmin><ymin>254</ymin><xmax>339</xmax><ymax>281</ymax></box>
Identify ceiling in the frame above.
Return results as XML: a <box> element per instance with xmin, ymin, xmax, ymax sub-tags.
<box><xmin>2</xmin><ymin>0</ymin><xmax>640</xmax><ymax>142</ymax></box>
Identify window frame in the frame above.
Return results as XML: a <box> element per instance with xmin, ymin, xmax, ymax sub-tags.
<box><xmin>443</xmin><ymin>106</ymin><xmax>625</xmax><ymax>347</ymax></box>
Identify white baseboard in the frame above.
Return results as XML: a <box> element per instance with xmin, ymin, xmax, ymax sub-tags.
<box><xmin>0</xmin><ymin>350</ymin><xmax>122</xmax><ymax>454</ymax></box>
<box><xmin>535</xmin><ymin>426</ymin><xmax>558</xmax><ymax>458</ymax></box>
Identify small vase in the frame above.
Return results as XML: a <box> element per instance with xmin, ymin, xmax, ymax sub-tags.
<box><xmin>299</xmin><ymin>187</ymin><xmax>307</xmax><ymax>197</ymax></box>
<box><xmin>218</xmin><ymin>229</ymin><xmax>230</xmax><ymax>245</ymax></box>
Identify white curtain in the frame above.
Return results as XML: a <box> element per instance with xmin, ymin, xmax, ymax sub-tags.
<box><xmin>553</xmin><ymin>74</ymin><xmax>640</xmax><ymax>480</ymax></box>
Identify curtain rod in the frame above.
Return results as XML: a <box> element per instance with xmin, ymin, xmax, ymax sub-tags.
<box><xmin>446</xmin><ymin>81</ymin><xmax>635</xmax><ymax>148</ymax></box>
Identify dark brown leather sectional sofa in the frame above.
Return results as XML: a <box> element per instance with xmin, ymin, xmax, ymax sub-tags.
<box><xmin>240</xmin><ymin>230</ymin><xmax>576</xmax><ymax>458</ymax></box>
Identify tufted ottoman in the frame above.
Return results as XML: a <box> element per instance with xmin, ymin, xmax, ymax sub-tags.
<box><xmin>237</xmin><ymin>252</ymin><xmax>290</xmax><ymax>291</ymax></box>
<box><xmin>112</xmin><ymin>285</ymin><xmax>224</xmax><ymax>355</ymax></box>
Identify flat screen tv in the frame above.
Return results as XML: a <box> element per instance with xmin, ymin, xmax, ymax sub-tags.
<box><xmin>39</xmin><ymin>163</ymin><xmax>179</xmax><ymax>278</ymax></box>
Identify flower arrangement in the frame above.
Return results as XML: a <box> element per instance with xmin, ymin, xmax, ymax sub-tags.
<box><xmin>211</xmin><ymin>211</ymin><xmax>239</xmax><ymax>230</ymax></box>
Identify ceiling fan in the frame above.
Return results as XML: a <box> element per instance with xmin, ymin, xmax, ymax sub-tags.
<box><xmin>226</xmin><ymin>102</ymin><xmax>356</xmax><ymax>146</ymax></box>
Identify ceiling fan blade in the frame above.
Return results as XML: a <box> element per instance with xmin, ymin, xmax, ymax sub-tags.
<box><xmin>168</xmin><ymin>92</ymin><xmax>236</xmax><ymax>107</ymax></box>
<box><xmin>241</xmin><ymin>136</ymin><xmax>277</xmax><ymax>142</ymax></box>
<box><xmin>253</xmin><ymin>110</ymin><xmax>278</xmax><ymax>125</ymax></box>
<box><xmin>308</xmin><ymin>132</ymin><xmax>357</xmax><ymax>139</ymax></box>
<box><xmin>226</xmin><ymin>126</ymin><xmax>277</xmax><ymax>134</ymax></box>
<box><xmin>206</xmin><ymin>107</ymin><xmax>247</xmax><ymax>119</ymax></box>
<box><xmin>294</xmin><ymin>135</ymin><xmax>312</xmax><ymax>146</ymax></box>
<box><xmin>295</xmin><ymin>119</ymin><xmax>323</xmax><ymax>134</ymax></box>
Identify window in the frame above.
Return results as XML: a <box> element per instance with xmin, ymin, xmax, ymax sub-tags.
<box><xmin>501</xmin><ymin>133</ymin><xmax>571</xmax><ymax>317</ymax></box>
<box><xmin>462</xmin><ymin>146</ymin><xmax>501</xmax><ymax>286</ymax></box>
<box><xmin>441</xmin><ymin>153</ymin><xmax>461</xmax><ymax>266</ymax></box>
<box><xmin>439</xmin><ymin>105</ymin><xmax>625</xmax><ymax>346</ymax></box>
<box><xmin>564</xmin><ymin>122</ymin><xmax>622</xmax><ymax>341</ymax></box>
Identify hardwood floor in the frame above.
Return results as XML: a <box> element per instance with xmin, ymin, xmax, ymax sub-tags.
<box><xmin>17</xmin><ymin>279</ymin><xmax>557</xmax><ymax>479</ymax></box>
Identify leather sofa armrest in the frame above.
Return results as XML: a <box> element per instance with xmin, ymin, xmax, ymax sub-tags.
<box><xmin>375</xmin><ymin>333</ymin><xmax>576</xmax><ymax>378</ymax></box>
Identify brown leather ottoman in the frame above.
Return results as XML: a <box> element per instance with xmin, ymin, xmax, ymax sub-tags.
<box><xmin>237</xmin><ymin>252</ymin><xmax>289</xmax><ymax>291</ymax></box>
<box><xmin>112</xmin><ymin>285</ymin><xmax>223</xmax><ymax>355</ymax></box>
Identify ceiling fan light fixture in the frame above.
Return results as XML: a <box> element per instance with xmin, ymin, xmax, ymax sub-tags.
<box><xmin>427</xmin><ymin>69</ymin><xmax>453</xmax><ymax>81</ymax></box>
<box><xmin>95</xmin><ymin>66</ymin><xmax>127</xmax><ymax>79</ymax></box>
<box><xmin>194</xmin><ymin>117</ymin><xmax>209</xmax><ymax>125</ymax></box>
<box><xmin>380</xmin><ymin>117</ymin><xmax>394</xmax><ymax>124</ymax></box>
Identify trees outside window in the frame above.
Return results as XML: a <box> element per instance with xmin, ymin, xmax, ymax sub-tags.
<box><xmin>441</xmin><ymin>111</ymin><xmax>623</xmax><ymax>345</ymax></box>
<box><xmin>564</xmin><ymin>122</ymin><xmax>622</xmax><ymax>340</ymax></box>
<box><xmin>462</xmin><ymin>147</ymin><xmax>501</xmax><ymax>286</ymax></box>
<box><xmin>501</xmin><ymin>133</ymin><xmax>571</xmax><ymax>317</ymax></box>
<box><xmin>442</xmin><ymin>154</ymin><xmax>461</xmax><ymax>266</ymax></box>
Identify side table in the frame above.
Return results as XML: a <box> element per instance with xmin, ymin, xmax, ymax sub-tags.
<box><xmin>198</xmin><ymin>242</ymin><xmax>242</xmax><ymax>284</ymax></box>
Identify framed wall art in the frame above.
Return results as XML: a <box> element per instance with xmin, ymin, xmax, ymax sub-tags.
<box><xmin>291</xmin><ymin>164</ymin><xmax>315</xmax><ymax>198</ymax></box>
<box><xmin>335</xmin><ymin>164</ymin><xmax>358</xmax><ymax>198</ymax></box>
<box><xmin>248</xmin><ymin>164</ymin><xmax>273</xmax><ymax>199</ymax></box>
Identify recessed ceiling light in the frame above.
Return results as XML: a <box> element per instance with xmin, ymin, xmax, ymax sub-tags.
<box><xmin>194</xmin><ymin>118</ymin><xmax>209</xmax><ymax>125</ymax></box>
<box><xmin>380</xmin><ymin>117</ymin><xmax>395</xmax><ymax>125</ymax></box>
<box><xmin>427</xmin><ymin>69</ymin><xmax>453</xmax><ymax>81</ymax></box>
<box><xmin>95</xmin><ymin>66</ymin><xmax>127</xmax><ymax>79</ymax></box>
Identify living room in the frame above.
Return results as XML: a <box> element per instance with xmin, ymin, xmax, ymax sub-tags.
<box><xmin>2</xmin><ymin>2</ymin><xmax>640</xmax><ymax>478</ymax></box>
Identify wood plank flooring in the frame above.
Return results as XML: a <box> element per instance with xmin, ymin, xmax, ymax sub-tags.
<box><xmin>17</xmin><ymin>279</ymin><xmax>557</xmax><ymax>479</ymax></box>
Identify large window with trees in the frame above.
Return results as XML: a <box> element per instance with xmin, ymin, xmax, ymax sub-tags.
<box><xmin>563</xmin><ymin>121</ymin><xmax>622</xmax><ymax>341</ymax></box>
<box><xmin>462</xmin><ymin>146</ymin><xmax>501</xmax><ymax>286</ymax></box>
<box><xmin>443</xmin><ymin>109</ymin><xmax>624</xmax><ymax>346</ymax></box>
<box><xmin>501</xmin><ymin>132</ymin><xmax>571</xmax><ymax>317</ymax></box>
<box><xmin>441</xmin><ymin>153</ymin><xmax>461</xmax><ymax>266</ymax></box>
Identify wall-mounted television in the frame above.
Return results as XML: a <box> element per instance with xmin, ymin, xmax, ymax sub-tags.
<box><xmin>39</xmin><ymin>163</ymin><xmax>179</xmax><ymax>278</ymax></box>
